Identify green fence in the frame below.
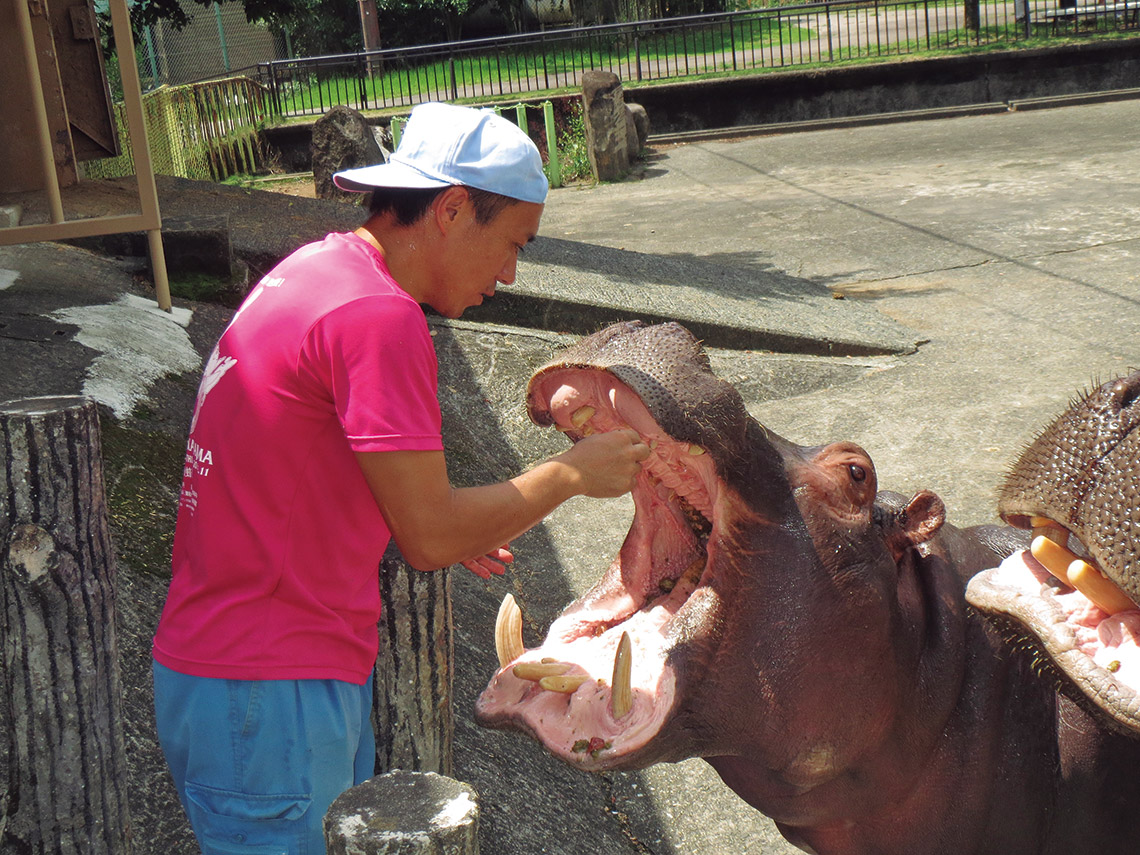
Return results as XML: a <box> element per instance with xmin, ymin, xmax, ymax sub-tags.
<box><xmin>84</xmin><ymin>76</ymin><xmax>273</xmax><ymax>183</ymax></box>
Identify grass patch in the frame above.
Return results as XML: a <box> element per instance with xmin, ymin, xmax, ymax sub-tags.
<box><xmin>169</xmin><ymin>272</ymin><xmax>229</xmax><ymax>303</ymax></box>
<box><xmin>273</xmin><ymin>19</ymin><xmax>811</xmax><ymax>115</ymax></box>
<box><xmin>100</xmin><ymin>417</ymin><xmax>184</xmax><ymax>579</ymax></box>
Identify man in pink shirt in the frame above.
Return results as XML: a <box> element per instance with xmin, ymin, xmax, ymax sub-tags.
<box><xmin>152</xmin><ymin>102</ymin><xmax>648</xmax><ymax>854</ymax></box>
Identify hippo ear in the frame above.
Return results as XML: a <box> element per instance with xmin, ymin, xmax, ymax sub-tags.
<box><xmin>886</xmin><ymin>490</ymin><xmax>946</xmax><ymax>560</ymax></box>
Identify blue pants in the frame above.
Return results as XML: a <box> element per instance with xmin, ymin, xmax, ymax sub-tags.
<box><xmin>153</xmin><ymin>661</ymin><xmax>376</xmax><ymax>855</ymax></box>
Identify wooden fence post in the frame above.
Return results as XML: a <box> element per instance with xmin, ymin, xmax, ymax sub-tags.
<box><xmin>0</xmin><ymin>396</ymin><xmax>132</xmax><ymax>854</ymax></box>
<box><xmin>372</xmin><ymin>542</ymin><xmax>454</xmax><ymax>777</ymax></box>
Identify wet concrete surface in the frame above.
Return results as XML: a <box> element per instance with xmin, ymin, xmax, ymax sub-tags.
<box><xmin>1</xmin><ymin>96</ymin><xmax>1138</xmax><ymax>854</ymax></box>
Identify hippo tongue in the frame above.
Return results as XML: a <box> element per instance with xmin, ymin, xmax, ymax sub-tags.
<box><xmin>967</xmin><ymin>550</ymin><xmax>1140</xmax><ymax>735</ymax></box>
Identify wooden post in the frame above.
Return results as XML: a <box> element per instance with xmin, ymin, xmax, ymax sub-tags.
<box><xmin>373</xmin><ymin>542</ymin><xmax>454</xmax><ymax>777</ymax></box>
<box><xmin>0</xmin><ymin>396</ymin><xmax>131</xmax><ymax>855</ymax></box>
<box><xmin>324</xmin><ymin>770</ymin><xmax>478</xmax><ymax>855</ymax></box>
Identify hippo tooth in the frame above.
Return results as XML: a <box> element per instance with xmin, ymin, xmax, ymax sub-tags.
<box><xmin>1067</xmin><ymin>559</ymin><xmax>1137</xmax><ymax>615</ymax></box>
<box><xmin>1031</xmin><ymin>516</ymin><xmax>1069</xmax><ymax>546</ymax></box>
<box><xmin>1030</xmin><ymin>535</ymin><xmax>1076</xmax><ymax>586</ymax></box>
<box><xmin>570</xmin><ymin>406</ymin><xmax>595</xmax><ymax>428</ymax></box>
<box><xmin>495</xmin><ymin>593</ymin><xmax>525</xmax><ymax>668</ymax></box>
<box><xmin>1032</xmin><ymin>525</ymin><xmax>1068</xmax><ymax>546</ymax></box>
<box><xmin>1031</xmin><ymin>536</ymin><xmax>1137</xmax><ymax>615</ymax></box>
<box><xmin>611</xmin><ymin>631</ymin><xmax>633</xmax><ymax>720</ymax></box>
<box><xmin>539</xmin><ymin>674</ymin><xmax>589</xmax><ymax>693</ymax></box>
<box><xmin>687</xmin><ymin>444</ymin><xmax>706</xmax><ymax>455</ymax></box>
<box><xmin>513</xmin><ymin>661</ymin><xmax>571</xmax><ymax>681</ymax></box>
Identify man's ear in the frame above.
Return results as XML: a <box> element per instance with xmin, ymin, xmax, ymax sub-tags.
<box><xmin>433</xmin><ymin>185</ymin><xmax>471</xmax><ymax>234</ymax></box>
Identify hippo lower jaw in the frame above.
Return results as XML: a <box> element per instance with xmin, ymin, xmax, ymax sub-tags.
<box><xmin>968</xmin><ymin>542</ymin><xmax>1140</xmax><ymax>736</ymax></box>
<box><xmin>475</xmin><ymin>371</ymin><xmax>727</xmax><ymax>770</ymax></box>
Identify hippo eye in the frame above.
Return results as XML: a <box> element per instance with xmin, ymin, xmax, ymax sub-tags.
<box><xmin>848</xmin><ymin>464</ymin><xmax>867</xmax><ymax>483</ymax></box>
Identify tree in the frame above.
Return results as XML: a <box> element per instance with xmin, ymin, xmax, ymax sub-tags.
<box><xmin>103</xmin><ymin>0</ymin><xmax>360</xmax><ymax>58</ymax></box>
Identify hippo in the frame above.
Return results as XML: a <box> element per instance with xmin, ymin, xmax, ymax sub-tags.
<box><xmin>476</xmin><ymin>321</ymin><xmax>1140</xmax><ymax>854</ymax></box>
<box><xmin>967</xmin><ymin>369</ymin><xmax>1140</xmax><ymax>736</ymax></box>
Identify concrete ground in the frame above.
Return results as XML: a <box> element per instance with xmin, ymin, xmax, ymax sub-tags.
<box><xmin>1</xmin><ymin>96</ymin><xmax>1138</xmax><ymax>854</ymax></box>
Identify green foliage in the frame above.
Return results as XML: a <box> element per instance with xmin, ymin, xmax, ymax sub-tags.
<box><xmin>557</xmin><ymin>102</ymin><xmax>593</xmax><ymax>183</ymax></box>
<box><xmin>168</xmin><ymin>272</ymin><xmax>227</xmax><ymax>302</ymax></box>
<box><xmin>257</xmin><ymin>0</ymin><xmax>362</xmax><ymax>57</ymax></box>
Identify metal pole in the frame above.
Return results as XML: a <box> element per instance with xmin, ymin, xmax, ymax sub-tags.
<box><xmin>214</xmin><ymin>3</ymin><xmax>231</xmax><ymax>73</ymax></box>
<box><xmin>13</xmin><ymin>0</ymin><xmax>65</xmax><ymax>224</ymax></box>
<box><xmin>542</xmin><ymin>101</ymin><xmax>561</xmax><ymax>189</ymax></box>
<box><xmin>144</xmin><ymin>25</ymin><xmax>160</xmax><ymax>86</ymax></box>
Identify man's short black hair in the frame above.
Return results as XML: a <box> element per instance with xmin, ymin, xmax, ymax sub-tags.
<box><xmin>366</xmin><ymin>185</ymin><xmax>521</xmax><ymax>226</ymax></box>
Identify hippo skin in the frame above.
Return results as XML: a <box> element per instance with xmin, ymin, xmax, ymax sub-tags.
<box><xmin>476</xmin><ymin>321</ymin><xmax>1140</xmax><ymax>855</ymax></box>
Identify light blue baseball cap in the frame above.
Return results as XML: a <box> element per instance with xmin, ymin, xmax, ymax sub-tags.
<box><xmin>333</xmin><ymin>102</ymin><xmax>548</xmax><ymax>204</ymax></box>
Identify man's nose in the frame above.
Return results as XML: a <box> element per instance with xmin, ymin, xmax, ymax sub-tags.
<box><xmin>497</xmin><ymin>253</ymin><xmax>518</xmax><ymax>285</ymax></box>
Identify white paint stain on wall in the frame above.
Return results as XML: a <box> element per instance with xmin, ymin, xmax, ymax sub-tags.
<box><xmin>51</xmin><ymin>294</ymin><xmax>199</xmax><ymax>418</ymax></box>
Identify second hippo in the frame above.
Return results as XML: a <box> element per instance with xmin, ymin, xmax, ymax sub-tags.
<box><xmin>476</xmin><ymin>321</ymin><xmax>1140</xmax><ymax>855</ymax></box>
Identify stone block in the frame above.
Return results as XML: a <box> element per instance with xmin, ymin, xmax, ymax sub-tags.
<box><xmin>0</xmin><ymin>205</ymin><xmax>22</xmax><ymax>229</ymax></box>
<box><xmin>627</xmin><ymin>102</ymin><xmax>650</xmax><ymax>149</ymax></box>
<box><xmin>324</xmin><ymin>771</ymin><xmax>479</xmax><ymax>855</ymax></box>
<box><xmin>582</xmin><ymin>70</ymin><xmax>631</xmax><ymax>181</ymax></box>
<box><xmin>311</xmin><ymin>105</ymin><xmax>384</xmax><ymax>202</ymax></box>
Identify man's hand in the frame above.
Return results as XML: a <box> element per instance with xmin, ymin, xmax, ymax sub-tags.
<box><xmin>555</xmin><ymin>429</ymin><xmax>651</xmax><ymax>498</ymax></box>
<box><xmin>461</xmin><ymin>544</ymin><xmax>514</xmax><ymax>580</ymax></box>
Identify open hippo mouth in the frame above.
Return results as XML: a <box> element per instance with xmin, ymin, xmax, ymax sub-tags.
<box><xmin>476</xmin><ymin>321</ymin><xmax>758</xmax><ymax>770</ymax></box>
<box><xmin>967</xmin><ymin>370</ymin><xmax>1140</xmax><ymax>735</ymax></box>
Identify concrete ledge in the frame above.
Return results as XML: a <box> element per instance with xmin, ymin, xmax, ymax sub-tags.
<box><xmin>468</xmin><ymin>236</ymin><xmax>920</xmax><ymax>357</ymax></box>
<box><xmin>649</xmin><ymin>102</ymin><xmax>1011</xmax><ymax>143</ymax></box>
<box><xmin>626</xmin><ymin>38</ymin><xmax>1140</xmax><ymax>135</ymax></box>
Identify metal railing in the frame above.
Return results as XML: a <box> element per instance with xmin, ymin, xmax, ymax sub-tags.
<box><xmin>84</xmin><ymin>77</ymin><xmax>273</xmax><ymax>183</ymax></box>
<box><xmin>253</xmin><ymin>0</ymin><xmax>1138</xmax><ymax>118</ymax></box>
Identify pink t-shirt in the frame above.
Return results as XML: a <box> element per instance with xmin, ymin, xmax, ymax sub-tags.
<box><xmin>153</xmin><ymin>232</ymin><xmax>442</xmax><ymax>684</ymax></box>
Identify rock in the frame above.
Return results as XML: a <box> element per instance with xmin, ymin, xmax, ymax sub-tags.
<box><xmin>625</xmin><ymin>106</ymin><xmax>640</xmax><ymax>160</ymax></box>
<box><xmin>311</xmin><ymin>105</ymin><xmax>384</xmax><ymax>201</ymax></box>
<box><xmin>323</xmin><ymin>770</ymin><xmax>480</xmax><ymax>855</ymax></box>
<box><xmin>627</xmin><ymin>102</ymin><xmax>650</xmax><ymax>150</ymax></box>
<box><xmin>581</xmin><ymin>70</ymin><xmax>631</xmax><ymax>181</ymax></box>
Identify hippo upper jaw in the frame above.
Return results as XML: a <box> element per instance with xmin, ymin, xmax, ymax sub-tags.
<box><xmin>475</xmin><ymin>369</ymin><xmax>740</xmax><ymax>770</ymax></box>
<box><xmin>966</xmin><ymin>370</ymin><xmax>1140</xmax><ymax>736</ymax></box>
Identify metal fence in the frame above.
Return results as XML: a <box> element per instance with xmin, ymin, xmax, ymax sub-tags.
<box><xmin>83</xmin><ymin>77</ymin><xmax>272</xmax><ymax>182</ymax></box>
<box><xmin>250</xmin><ymin>0</ymin><xmax>1139</xmax><ymax>118</ymax></box>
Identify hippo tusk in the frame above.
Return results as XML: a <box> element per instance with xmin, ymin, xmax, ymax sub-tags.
<box><xmin>513</xmin><ymin>661</ymin><xmax>572</xmax><ymax>681</ymax></box>
<box><xmin>1031</xmin><ymin>516</ymin><xmax>1069</xmax><ymax>546</ymax></box>
<box><xmin>1030</xmin><ymin>535</ymin><xmax>1075</xmax><ymax>586</ymax></box>
<box><xmin>1067</xmin><ymin>559</ymin><xmax>1137</xmax><ymax>615</ymax></box>
<box><xmin>539</xmin><ymin>674</ymin><xmax>589</xmax><ymax>693</ymax></box>
<box><xmin>687</xmin><ymin>444</ymin><xmax>705</xmax><ymax>455</ymax></box>
<box><xmin>570</xmin><ymin>406</ymin><xmax>595</xmax><ymax>428</ymax></box>
<box><xmin>1031</xmin><ymin>536</ymin><xmax>1137</xmax><ymax>615</ymax></box>
<box><xmin>612</xmin><ymin>631</ymin><xmax>632</xmax><ymax>720</ymax></box>
<box><xmin>496</xmin><ymin>593</ymin><xmax>525</xmax><ymax>668</ymax></box>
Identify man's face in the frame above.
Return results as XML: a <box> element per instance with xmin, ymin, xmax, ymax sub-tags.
<box><xmin>432</xmin><ymin>197</ymin><xmax>544</xmax><ymax>319</ymax></box>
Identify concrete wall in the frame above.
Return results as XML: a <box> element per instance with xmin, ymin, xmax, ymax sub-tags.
<box><xmin>623</xmin><ymin>39</ymin><xmax>1140</xmax><ymax>134</ymax></box>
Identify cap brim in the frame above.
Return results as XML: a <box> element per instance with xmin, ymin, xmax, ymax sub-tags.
<box><xmin>333</xmin><ymin>160</ymin><xmax>455</xmax><ymax>193</ymax></box>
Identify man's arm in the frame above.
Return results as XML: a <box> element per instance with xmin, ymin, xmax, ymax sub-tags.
<box><xmin>355</xmin><ymin>430</ymin><xmax>648</xmax><ymax>572</ymax></box>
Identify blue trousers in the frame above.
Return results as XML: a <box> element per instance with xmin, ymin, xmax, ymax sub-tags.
<box><xmin>153</xmin><ymin>661</ymin><xmax>376</xmax><ymax>855</ymax></box>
